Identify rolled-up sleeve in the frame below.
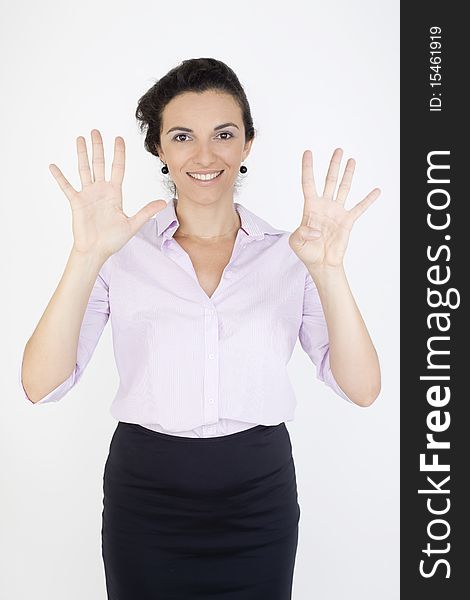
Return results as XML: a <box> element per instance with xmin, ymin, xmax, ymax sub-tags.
<box><xmin>20</xmin><ymin>258</ymin><xmax>111</xmax><ymax>405</ymax></box>
<box><xmin>298</xmin><ymin>271</ymin><xmax>354</xmax><ymax>404</ymax></box>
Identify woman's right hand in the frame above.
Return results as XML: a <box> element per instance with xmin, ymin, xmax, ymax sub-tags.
<box><xmin>49</xmin><ymin>129</ymin><xmax>167</xmax><ymax>261</ymax></box>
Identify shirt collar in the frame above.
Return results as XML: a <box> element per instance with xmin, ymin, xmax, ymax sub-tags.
<box><xmin>154</xmin><ymin>197</ymin><xmax>284</xmax><ymax>247</ymax></box>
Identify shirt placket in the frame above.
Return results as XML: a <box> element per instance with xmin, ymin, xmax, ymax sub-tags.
<box><xmin>162</xmin><ymin>231</ymin><xmax>254</xmax><ymax>437</ymax></box>
<box><xmin>201</xmin><ymin>236</ymin><xmax>255</xmax><ymax>435</ymax></box>
<box><xmin>202</xmin><ymin>306</ymin><xmax>219</xmax><ymax>434</ymax></box>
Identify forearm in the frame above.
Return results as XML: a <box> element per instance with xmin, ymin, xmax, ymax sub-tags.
<box><xmin>21</xmin><ymin>248</ymin><xmax>106</xmax><ymax>403</ymax></box>
<box><xmin>307</xmin><ymin>264</ymin><xmax>381</xmax><ymax>407</ymax></box>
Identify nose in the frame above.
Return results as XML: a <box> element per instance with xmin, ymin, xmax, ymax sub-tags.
<box><xmin>192</xmin><ymin>141</ymin><xmax>218</xmax><ymax>166</ymax></box>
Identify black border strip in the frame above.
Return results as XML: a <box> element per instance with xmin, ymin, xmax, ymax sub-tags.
<box><xmin>401</xmin><ymin>3</ymin><xmax>466</xmax><ymax>596</ymax></box>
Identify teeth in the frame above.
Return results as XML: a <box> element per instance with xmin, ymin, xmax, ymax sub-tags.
<box><xmin>188</xmin><ymin>171</ymin><xmax>222</xmax><ymax>181</ymax></box>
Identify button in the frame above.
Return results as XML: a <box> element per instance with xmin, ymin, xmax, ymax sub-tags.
<box><xmin>205</xmin><ymin>308</ymin><xmax>214</xmax><ymax>316</ymax></box>
<box><xmin>208</xmin><ymin>397</ymin><xmax>214</xmax><ymax>404</ymax></box>
<box><xmin>208</xmin><ymin>353</ymin><xmax>215</xmax><ymax>359</ymax></box>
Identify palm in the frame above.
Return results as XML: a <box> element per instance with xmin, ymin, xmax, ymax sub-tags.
<box><xmin>288</xmin><ymin>148</ymin><xmax>381</xmax><ymax>269</ymax></box>
<box><xmin>49</xmin><ymin>129</ymin><xmax>166</xmax><ymax>259</ymax></box>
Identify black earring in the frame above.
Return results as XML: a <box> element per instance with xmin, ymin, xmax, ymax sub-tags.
<box><xmin>240</xmin><ymin>164</ymin><xmax>247</xmax><ymax>173</ymax></box>
<box><xmin>161</xmin><ymin>163</ymin><xmax>169</xmax><ymax>174</ymax></box>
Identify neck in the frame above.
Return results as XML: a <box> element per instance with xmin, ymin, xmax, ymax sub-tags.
<box><xmin>173</xmin><ymin>197</ymin><xmax>241</xmax><ymax>240</ymax></box>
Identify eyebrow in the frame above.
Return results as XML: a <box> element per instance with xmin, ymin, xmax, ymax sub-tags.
<box><xmin>165</xmin><ymin>122</ymin><xmax>240</xmax><ymax>135</ymax></box>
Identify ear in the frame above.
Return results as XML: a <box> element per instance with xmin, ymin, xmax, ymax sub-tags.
<box><xmin>156</xmin><ymin>144</ymin><xmax>165</xmax><ymax>162</ymax></box>
<box><xmin>242</xmin><ymin>137</ymin><xmax>254</xmax><ymax>162</ymax></box>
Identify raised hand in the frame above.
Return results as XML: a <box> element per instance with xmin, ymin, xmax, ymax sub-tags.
<box><xmin>49</xmin><ymin>129</ymin><xmax>166</xmax><ymax>260</ymax></box>
<box><xmin>288</xmin><ymin>148</ymin><xmax>381</xmax><ymax>270</ymax></box>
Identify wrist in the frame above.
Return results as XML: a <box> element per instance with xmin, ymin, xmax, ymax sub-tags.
<box><xmin>69</xmin><ymin>246</ymin><xmax>108</xmax><ymax>270</ymax></box>
<box><xmin>306</xmin><ymin>262</ymin><xmax>345</xmax><ymax>277</ymax></box>
<box><xmin>306</xmin><ymin>262</ymin><xmax>347</xmax><ymax>289</ymax></box>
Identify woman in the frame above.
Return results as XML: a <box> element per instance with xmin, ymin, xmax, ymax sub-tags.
<box><xmin>20</xmin><ymin>58</ymin><xmax>381</xmax><ymax>599</ymax></box>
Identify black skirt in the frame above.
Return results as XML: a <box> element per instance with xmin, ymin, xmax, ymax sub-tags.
<box><xmin>101</xmin><ymin>421</ymin><xmax>301</xmax><ymax>599</ymax></box>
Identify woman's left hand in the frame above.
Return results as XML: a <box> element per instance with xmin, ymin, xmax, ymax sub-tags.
<box><xmin>288</xmin><ymin>148</ymin><xmax>381</xmax><ymax>270</ymax></box>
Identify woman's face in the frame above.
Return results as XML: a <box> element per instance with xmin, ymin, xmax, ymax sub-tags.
<box><xmin>157</xmin><ymin>90</ymin><xmax>253</xmax><ymax>204</ymax></box>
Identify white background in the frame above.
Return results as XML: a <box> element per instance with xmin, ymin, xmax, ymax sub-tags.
<box><xmin>1</xmin><ymin>0</ymin><xmax>399</xmax><ymax>598</ymax></box>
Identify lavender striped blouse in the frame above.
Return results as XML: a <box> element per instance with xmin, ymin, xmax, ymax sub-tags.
<box><xmin>19</xmin><ymin>198</ymin><xmax>353</xmax><ymax>437</ymax></box>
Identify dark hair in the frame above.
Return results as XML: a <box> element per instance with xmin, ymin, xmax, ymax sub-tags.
<box><xmin>135</xmin><ymin>58</ymin><xmax>256</xmax><ymax>196</ymax></box>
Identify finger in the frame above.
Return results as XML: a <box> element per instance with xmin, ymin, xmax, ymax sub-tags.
<box><xmin>301</xmin><ymin>150</ymin><xmax>318</xmax><ymax>225</ymax></box>
<box><xmin>91</xmin><ymin>129</ymin><xmax>105</xmax><ymax>181</ymax></box>
<box><xmin>322</xmin><ymin>147</ymin><xmax>343</xmax><ymax>200</ymax></box>
<box><xmin>110</xmin><ymin>136</ymin><xmax>125</xmax><ymax>186</ymax></box>
<box><xmin>77</xmin><ymin>136</ymin><xmax>92</xmax><ymax>188</ymax></box>
<box><xmin>336</xmin><ymin>158</ymin><xmax>356</xmax><ymax>206</ymax></box>
<box><xmin>349</xmin><ymin>187</ymin><xmax>381</xmax><ymax>222</ymax></box>
<box><xmin>128</xmin><ymin>200</ymin><xmax>167</xmax><ymax>237</ymax></box>
<box><xmin>49</xmin><ymin>163</ymin><xmax>78</xmax><ymax>203</ymax></box>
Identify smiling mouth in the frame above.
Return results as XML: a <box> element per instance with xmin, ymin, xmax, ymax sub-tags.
<box><xmin>187</xmin><ymin>170</ymin><xmax>224</xmax><ymax>181</ymax></box>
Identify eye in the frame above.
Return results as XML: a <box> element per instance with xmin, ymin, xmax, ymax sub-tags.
<box><xmin>173</xmin><ymin>133</ymin><xmax>191</xmax><ymax>142</ymax></box>
<box><xmin>172</xmin><ymin>131</ymin><xmax>234</xmax><ymax>143</ymax></box>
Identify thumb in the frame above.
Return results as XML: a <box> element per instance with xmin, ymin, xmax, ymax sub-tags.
<box><xmin>299</xmin><ymin>225</ymin><xmax>322</xmax><ymax>240</ymax></box>
<box><xmin>128</xmin><ymin>200</ymin><xmax>167</xmax><ymax>236</ymax></box>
